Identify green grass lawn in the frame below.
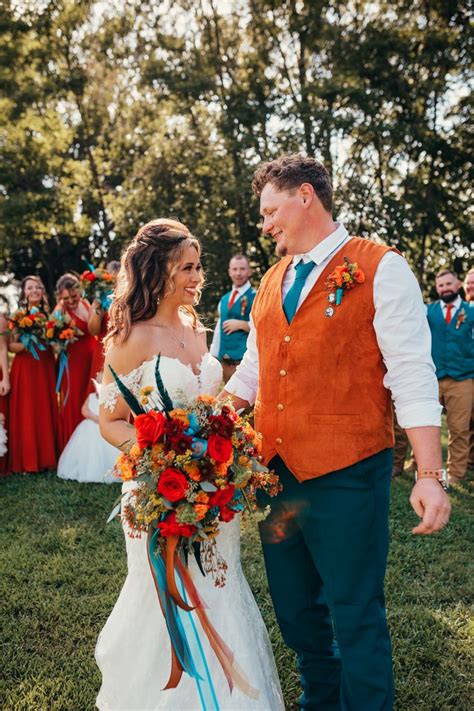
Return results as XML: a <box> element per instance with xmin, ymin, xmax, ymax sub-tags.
<box><xmin>1</xmin><ymin>471</ymin><xmax>472</xmax><ymax>711</ymax></box>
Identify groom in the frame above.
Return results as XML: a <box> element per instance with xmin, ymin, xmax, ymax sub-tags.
<box><xmin>223</xmin><ymin>154</ymin><xmax>451</xmax><ymax>710</ymax></box>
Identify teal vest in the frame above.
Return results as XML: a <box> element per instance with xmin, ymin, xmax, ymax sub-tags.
<box><xmin>218</xmin><ymin>285</ymin><xmax>256</xmax><ymax>361</ymax></box>
<box><xmin>427</xmin><ymin>301</ymin><xmax>474</xmax><ymax>380</ymax></box>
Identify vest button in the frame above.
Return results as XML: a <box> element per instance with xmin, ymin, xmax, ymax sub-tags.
<box><xmin>279</xmin><ymin>369</ymin><xmax>287</xmax><ymax>376</ymax></box>
<box><xmin>277</xmin><ymin>403</ymin><xmax>284</xmax><ymax>411</ymax></box>
<box><xmin>276</xmin><ymin>437</ymin><xmax>282</xmax><ymax>445</ymax></box>
<box><xmin>284</xmin><ymin>335</ymin><xmax>291</xmax><ymax>343</ymax></box>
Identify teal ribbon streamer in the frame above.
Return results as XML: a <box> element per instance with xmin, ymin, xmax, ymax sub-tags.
<box><xmin>336</xmin><ymin>288</ymin><xmax>344</xmax><ymax>306</ymax></box>
<box><xmin>19</xmin><ymin>333</ymin><xmax>46</xmax><ymax>361</ymax></box>
<box><xmin>56</xmin><ymin>350</ymin><xmax>71</xmax><ymax>405</ymax></box>
<box><xmin>147</xmin><ymin>531</ymin><xmax>219</xmax><ymax>710</ymax></box>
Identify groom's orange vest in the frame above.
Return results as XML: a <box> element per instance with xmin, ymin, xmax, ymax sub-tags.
<box><xmin>252</xmin><ymin>237</ymin><xmax>396</xmax><ymax>481</ymax></box>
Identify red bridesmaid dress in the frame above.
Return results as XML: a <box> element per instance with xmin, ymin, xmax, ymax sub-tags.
<box><xmin>58</xmin><ymin>304</ymin><xmax>97</xmax><ymax>451</ymax></box>
<box><xmin>88</xmin><ymin>311</ymin><xmax>109</xmax><ymax>392</ymax></box>
<box><xmin>0</xmin><ymin>366</ymin><xmax>8</xmax><ymax>476</ymax></box>
<box><xmin>8</xmin><ymin>347</ymin><xmax>58</xmax><ymax>473</ymax></box>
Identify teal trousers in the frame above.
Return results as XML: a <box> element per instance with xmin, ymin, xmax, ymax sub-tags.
<box><xmin>259</xmin><ymin>449</ymin><xmax>394</xmax><ymax>711</ymax></box>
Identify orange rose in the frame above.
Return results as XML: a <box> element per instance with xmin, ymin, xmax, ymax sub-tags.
<box><xmin>353</xmin><ymin>268</ymin><xmax>365</xmax><ymax>283</ymax></box>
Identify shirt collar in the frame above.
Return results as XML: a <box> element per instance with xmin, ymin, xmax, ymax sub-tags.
<box><xmin>292</xmin><ymin>223</ymin><xmax>349</xmax><ymax>267</ymax></box>
<box><xmin>231</xmin><ymin>280</ymin><xmax>251</xmax><ymax>296</ymax></box>
<box><xmin>440</xmin><ymin>295</ymin><xmax>462</xmax><ymax>311</ymax></box>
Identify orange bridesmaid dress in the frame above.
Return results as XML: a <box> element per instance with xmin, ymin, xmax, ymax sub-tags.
<box><xmin>8</xmin><ymin>347</ymin><xmax>58</xmax><ymax>473</ymax></box>
<box><xmin>58</xmin><ymin>305</ymin><xmax>97</xmax><ymax>451</ymax></box>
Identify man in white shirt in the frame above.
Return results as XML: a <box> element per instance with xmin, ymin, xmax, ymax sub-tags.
<box><xmin>222</xmin><ymin>153</ymin><xmax>451</xmax><ymax>710</ymax></box>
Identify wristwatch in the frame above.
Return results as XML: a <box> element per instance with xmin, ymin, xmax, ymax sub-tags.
<box><xmin>415</xmin><ymin>468</ymin><xmax>449</xmax><ymax>490</ymax></box>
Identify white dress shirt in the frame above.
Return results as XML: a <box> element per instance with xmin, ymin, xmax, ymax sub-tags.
<box><xmin>438</xmin><ymin>295</ymin><xmax>462</xmax><ymax>320</ymax></box>
<box><xmin>226</xmin><ymin>224</ymin><xmax>442</xmax><ymax>428</ymax></box>
<box><xmin>209</xmin><ymin>280</ymin><xmax>252</xmax><ymax>358</ymax></box>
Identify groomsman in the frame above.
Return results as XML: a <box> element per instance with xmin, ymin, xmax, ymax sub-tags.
<box><xmin>210</xmin><ymin>255</ymin><xmax>256</xmax><ymax>382</ymax></box>
<box><xmin>427</xmin><ymin>269</ymin><xmax>474</xmax><ymax>485</ymax></box>
<box><xmin>223</xmin><ymin>154</ymin><xmax>451</xmax><ymax>711</ymax></box>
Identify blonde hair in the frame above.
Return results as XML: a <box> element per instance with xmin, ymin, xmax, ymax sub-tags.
<box><xmin>105</xmin><ymin>218</ymin><xmax>203</xmax><ymax>348</ymax></box>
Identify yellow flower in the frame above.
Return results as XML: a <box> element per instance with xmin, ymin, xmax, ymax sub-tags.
<box><xmin>129</xmin><ymin>443</ymin><xmax>141</xmax><ymax>459</ymax></box>
<box><xmin>238</xmin><ymin>455</ymin><xmax>250</xmax><ymax>466</ymax></box>
<box><xmin>169</xmin><ymin>408</ymin><xmax>190</xmax><ymax>427</ymax></box>
<box><xmin>215</xmin><ymin>461</ymin><xmax>230</xmax><ymax>477</ymax></box>
<box><xmin>46</xmin><ymin>328</ymin><xmax>54</xmax><ymax>339</ymax></box>
<box><xmin>184</xmin><ymin>461</ymin><xmax>201</xmax><ymax>481</ymax></box>
<box><xmin>194</xmin><ymin>504</ymin><xmax>209</xmax><ymax>520</ymax></box>
<box><xmin>140</xmin><ymin>386</ymin><xmax>153</xmax><ymax>396</ymax></box>
<box><xmin>117</xmin><ymin>453</ymin><xmax>135</xmax><ymax>481</ymax></box>
<box><xmin>197</xmin><ymin>394</ymin><xmax>217</xmax><ymax>405</ymax></box>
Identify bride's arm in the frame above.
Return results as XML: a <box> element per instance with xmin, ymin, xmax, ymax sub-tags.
<box><xmin>99</xmin><ymin>339</ymin><xmax>141</xmax><ymax>450</ymax></box>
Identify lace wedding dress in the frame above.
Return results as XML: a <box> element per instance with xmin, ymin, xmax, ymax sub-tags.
<box><xmin>96</xmin><ymin>353</ymin><xmax>284</xmax><ymax>711</ymax></box>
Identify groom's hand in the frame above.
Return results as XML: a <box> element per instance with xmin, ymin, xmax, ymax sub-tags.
<box><xmin>410</xmin><ymin>478</ymin><xmax>451</xmax><ymax>535</ymax></box>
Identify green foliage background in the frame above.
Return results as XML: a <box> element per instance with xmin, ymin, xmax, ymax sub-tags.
<box><xmin>0</xmin><ymin>0</ymin><xmax>472</xmax><ymax>309</ymax></box>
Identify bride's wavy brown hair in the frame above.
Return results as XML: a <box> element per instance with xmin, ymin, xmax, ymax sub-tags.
<box><xmin>105</xmin><ymin>218</ymin><xmax>203</xmax><ymax>348</ymax></box>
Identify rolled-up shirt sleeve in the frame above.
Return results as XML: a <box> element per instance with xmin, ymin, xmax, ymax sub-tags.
<box><xmin>225</xmin><ymin>313</ymin><xmax>259</xmax><ymax>405</ymax></box>
<box><xmin>373</xmin><ymin>252</ymin><xmax>442</xmax><ymax>428</ymax></box>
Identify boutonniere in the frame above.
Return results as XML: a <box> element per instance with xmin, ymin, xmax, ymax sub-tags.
<box><xmin>455</xmin><ymin>308</ymin><xmax>466</xmax><ymax>330</ymax></box>
<box><xmin>240</xmin><ymin>296</ymin><xmax>248</xmax><ymax>317</ymax></box>
<box><xmin>324</xmin><ymin>257</ymin><xmax>365</xmax><ymax>317</ymax></box>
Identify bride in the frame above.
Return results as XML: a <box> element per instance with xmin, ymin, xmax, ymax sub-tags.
<box><xmin>96</xmin><ymin>219</ymin><xmax>284</xmax><ymax>710</ymax></box>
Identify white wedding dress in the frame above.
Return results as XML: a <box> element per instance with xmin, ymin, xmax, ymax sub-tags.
<box><xmin>57</xmin><ymin>393</ymin><xmax>118</xmax><ymax>484</ymax></box>
<box><xmin>96</xmin><ymin>353</ymin><xmax>284</xmax><ymax>711</ymax></box>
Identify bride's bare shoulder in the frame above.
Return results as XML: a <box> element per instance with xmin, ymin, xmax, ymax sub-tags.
<box><xmin>103</xmin><ymin>324</ymin><xmax>152</xmax><ymax>382</ymax></box>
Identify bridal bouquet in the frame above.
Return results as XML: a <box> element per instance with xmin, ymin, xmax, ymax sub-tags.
<box><xmin>44</xmin><ymin>311</ymin><xmax>83</xmax><ymax>397</ymax></box>
<box><xmin>80</xmin><ymin>265</ymin><xmax>115</xmax><ymax>309</ymax></box>
<box><xmin>8</xmin><ymin>306</ymin><xmax>48</xmax><ymax>360</ymax></box>
<box><xmin>108</xmin><ymin>356</ymin><xmax>280</xmax><ymax>695</ymax></box>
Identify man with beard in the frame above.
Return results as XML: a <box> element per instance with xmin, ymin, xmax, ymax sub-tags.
<box><xmin>427</xmin><ymin>269</ymin><xmax>474</xmax><ymax>485</ymax></box>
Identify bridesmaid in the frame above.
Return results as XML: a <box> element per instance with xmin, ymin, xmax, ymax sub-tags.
<box><xmin>55</xmin><ymin>273</ymin><xmax>96</xmax><ymax>450</ymax></box>
<box><xmin>0</xmin><ymin>311</ymin><xmax>10</xmax><ymax>476</ymax></box>
<box><xmin>87</xmin><ymin>261</ymin><xmax>120</xmax><ymax>388</ymax></box>
<box><xmin>8</xmin><ymin>276</ymin><xmax>58</xmax><ymax>473</ymax></box>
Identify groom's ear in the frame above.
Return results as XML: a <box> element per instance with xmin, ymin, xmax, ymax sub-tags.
<box><xmin>299</xmin><ymin>182</ymin><xmax>314</xmax><ymax>207</ymax></box>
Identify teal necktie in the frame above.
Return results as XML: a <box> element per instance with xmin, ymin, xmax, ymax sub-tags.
<box><xmin>283</xmin><ymin>259</ymin><xmax>315</xmax><ymax>324</ymax></box>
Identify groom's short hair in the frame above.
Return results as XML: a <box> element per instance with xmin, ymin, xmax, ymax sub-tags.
<box><xmin>252</xmin><ymin>154</ymin><xmax>333</xmax><ymax>212</ymax></box>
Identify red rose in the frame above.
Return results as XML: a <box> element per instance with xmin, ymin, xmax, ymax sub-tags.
<box><xmin>84</xmin><ymin>271</ymin><xmax>96</xmax><ymax>282</ymax></box>
<box><xmin>135</xmin><ymin>411</ymin><xmax>167</xmax><ymax>448</ymax></box>
<box><xmin>158</xmin><ymin>511</ymin><xmax>196</xmax><ymax>538</ymax></box>
<box><xmin>209</xmin><ymin>484</ymin><xmax>235</xmax><ymax>508</ymax></box>
<box><xmin>208</xmin><ymin>434</ymin><xmax>233</xmax><ymax>463</ymax></box>
<box><xmin>219</xmin><ymin>506</ymin><xmax>236</xmax><ymax>523</ymax></box>
<box><xmin>157</xmin><ymin>468</ymin><xmax>188</xmax><ymax>502</ymax></box>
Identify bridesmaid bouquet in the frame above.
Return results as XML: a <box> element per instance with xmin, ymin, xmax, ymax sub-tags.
<box><xmin>108</xmin><ymin>356</ymin><xmax>280</xmax><ymax>696</ymax></box>
<box><xmin>8</xmin><ymin>306</ymin><xmax>48</xmax><ymax>360</ymax></box>
<box><xmin>80</xmin><ymin>265</ymin><xmax>115</xmax><ymax>309</ymax></box>
<box><xmin>44</xmin><ymin>311</ymin><xmax>83</xmax><ymax>397</ymax></box>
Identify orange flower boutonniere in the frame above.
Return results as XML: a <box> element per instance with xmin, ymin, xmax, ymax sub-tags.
<box><xmin>455</xmin><ymin>308</ymin><xmax>466</xmax><ymax>330</ymax></box>
<box><xmin>240</xmin><ymin>295</ymin><xmax>248</xmax><ymax>317</ymax></box>
<box><xmin>325</xmin><ymin>257</ymin><xmax>365</xmax><ymax>316</ymax></box>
